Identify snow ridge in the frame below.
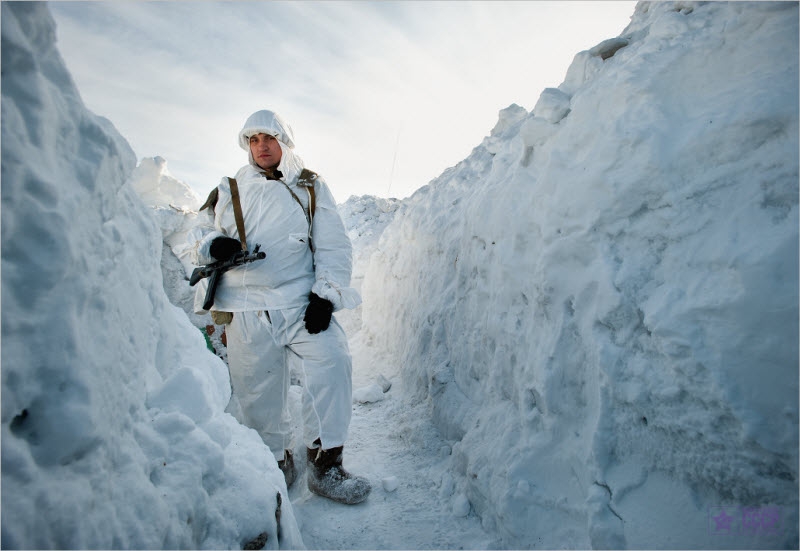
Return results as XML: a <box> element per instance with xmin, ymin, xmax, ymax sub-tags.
<box><xmin>361</xmin><ymin>2</ymin><xmax>798</xmax><ymax>548</ymax></box>
<box><xmin>1</xmin><ymin>4</ymin><xmax>302</xmax><ymax>548</ymax></box>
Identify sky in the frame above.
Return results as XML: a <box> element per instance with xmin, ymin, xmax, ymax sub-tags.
<box><xmin>49</xmin><ymin>1</ymin><xmax>636</xmax><ymax>201</ymax></box>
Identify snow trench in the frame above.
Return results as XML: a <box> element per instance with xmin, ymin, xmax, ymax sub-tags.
<box><xmin>2</xmin><ymin>1</ymin><xmax>798</xmax><ymax>550</ymax></box>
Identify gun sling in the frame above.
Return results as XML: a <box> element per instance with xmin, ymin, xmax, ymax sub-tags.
<box><xmin>228</xmin><ymin>177</ymin><xmax>248</xmax><ymax>251</ymax></box>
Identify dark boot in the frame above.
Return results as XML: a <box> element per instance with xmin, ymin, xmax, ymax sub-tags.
<box><xmin>306</xmin><ymin>446</ymin><xmax>371</xmax><ymax>504</ymax></box>
<box><xmin>278</xmin><ymin>449</ymin><xmax>296</xmax><ymax>488</ymax></box>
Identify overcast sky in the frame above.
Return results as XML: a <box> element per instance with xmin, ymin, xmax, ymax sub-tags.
<box><xmin>50</xmin><ymin>1</ymin><xmax>636</xmax><ymax>201</ymax></box>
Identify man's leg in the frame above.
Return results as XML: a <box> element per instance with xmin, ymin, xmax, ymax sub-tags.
<box><xmin>283</xmin><ymin>309</ymin><xmax>370</xmax><ymax>504</ymax></box>
<box><xmin>225</xmin><ymin>310</ymin><xmax>293</xmax><ymax>461</ymax></box>
<box><xmin>286</xmin><ymin>315</ymin><xmax>352</xmax><ymax>450</ymax></box>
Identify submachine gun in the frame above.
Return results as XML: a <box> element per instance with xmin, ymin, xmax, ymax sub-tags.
<box><xmin>189</xmin><ymin>244</ymin><xmax>266</xmax><ymax>310</ymax></box>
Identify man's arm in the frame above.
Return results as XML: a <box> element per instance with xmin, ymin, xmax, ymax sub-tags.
<box><xmin>308</xmin><ymin>177</ymin><xmax>361</xmax><ymax>311</ymax></box>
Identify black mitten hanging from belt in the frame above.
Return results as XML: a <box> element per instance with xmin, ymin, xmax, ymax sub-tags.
<box><xmin>304</xmin><ymin>293</ymin><xmax>334</xmax><ymax>334</ymax></box>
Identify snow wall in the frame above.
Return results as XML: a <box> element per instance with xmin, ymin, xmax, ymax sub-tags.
<box><xmin>361</xmin><ymin>2</ymin><xmax>799</xmax><ymax>548</ymax></box>
<box><xmin>1</xmin><ymin>4</ymin><xmax>304</xmax><ymax>548</ymax></box>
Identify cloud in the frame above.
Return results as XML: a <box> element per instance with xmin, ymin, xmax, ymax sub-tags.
<box><xmin>50</xmin><ymin>1</ymin><xmax>635</xmax><ymax>200</ymax></box>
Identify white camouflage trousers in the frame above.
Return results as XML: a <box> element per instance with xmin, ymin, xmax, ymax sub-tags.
<box><xmin>224</xmin><ymin>306</ymin><xmax>353</xmax><ymax>461</ymax></box>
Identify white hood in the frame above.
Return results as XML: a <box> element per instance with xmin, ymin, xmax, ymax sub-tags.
<box><xmin>238</xmin><ymin>109</ymin><xmax>295</xmax><ymax>149</ymax></box>
<box><xmin>238</xmin><ymin>109</ymin><xmax>304</xmax><ymax>183</ymax></box>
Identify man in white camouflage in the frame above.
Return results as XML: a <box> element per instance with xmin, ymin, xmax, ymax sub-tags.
<box><xmin>187</xmin><ymin>110</ymin><xmax>370</xmax><ymax>504</ymax></box>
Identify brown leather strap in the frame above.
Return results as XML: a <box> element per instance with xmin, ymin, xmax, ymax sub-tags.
<box><xmin>228</xmin><ymin>177</ymin><xmax>247</xmax><ymax>251</ymax></box>
<box><xmin>308</xmin><ymin>185</ymin><xmax>316</xmax><ymax>219</ymax></box>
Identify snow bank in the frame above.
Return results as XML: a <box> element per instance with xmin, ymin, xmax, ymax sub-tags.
<box><xmin>335</xmin><ymin>195</ymin><xmax>401</xmax><ymax>335</ymax></box>
<box><xmin>130</xmin><ymin>155</ymin><xmax>202</xmax><ymax>212</ymax></box>
<box><xmin>362</xmin><ymin>2</ymin><xmax>798</xmax><ymax>548</ymax></box>
<box><xmin>1</xmin><ymin>4</ymin><xmax>302</xmax><ymax>548</ymax></box>
<box><xmin>130</xmin><ymin>156</ymin><xmax>203</xmax><ymax>279</ymax></box>
<box><xmin>339</xmin><ymin>194</ymin><xmax>402</xmax><ymax>286</ymax></box>
<box><xmin>129</xmin><ymin>156</ymin><xmax>210</xmax><ymax>331</ymax></box>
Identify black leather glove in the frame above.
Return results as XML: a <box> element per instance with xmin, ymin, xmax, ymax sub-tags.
<box><xmin>209</xmin><ymin>236</ymin><xmax>242</xmax><ymax>261</ymax></box>
<box><xmin>304</xmin><ymin>293</ymin><xmax>334</xmax><ymax>334</ymax></box>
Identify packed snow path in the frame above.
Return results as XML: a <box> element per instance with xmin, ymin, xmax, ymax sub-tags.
<box><xmin>285</xmin><ymin>332</ymin><xmax>496</xmax><ymax>549</ymax></box>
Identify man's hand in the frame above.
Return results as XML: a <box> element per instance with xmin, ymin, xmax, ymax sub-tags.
<box><xmin>210</xmin><ymin>236</ymin><xmax>242</xmax><ymax>261</ymax></box>
<box><xmin>304</xmin><ymin>293</ymin><xmax>334</xmax><ymax>334</ymax></box>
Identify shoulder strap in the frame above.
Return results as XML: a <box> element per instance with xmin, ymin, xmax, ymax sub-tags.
<box><xmin>308</xmin><ymin>185</ymin><xmax>316</xmax><ymax>218</ymax></box>
<box><xmin>227</xmin><ymin>177</ymin><xmax>248</xmax><ymax>251</ymax></box>
<box><xmin>297</xmin><ymin>168</ymin><xmax>318</xmax><ymax>217</ymax></box>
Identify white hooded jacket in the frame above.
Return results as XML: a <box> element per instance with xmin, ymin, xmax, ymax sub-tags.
<box><xmin>187</xmin><ymin>110</ymin><xmax>361</xmax><ymax>313</ymax></box>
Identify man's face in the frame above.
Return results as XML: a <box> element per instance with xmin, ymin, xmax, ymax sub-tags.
<box><xmin>249</xmin><ymin>133</ymin><xmax>283</xmax><ymax>170</ymax></box>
